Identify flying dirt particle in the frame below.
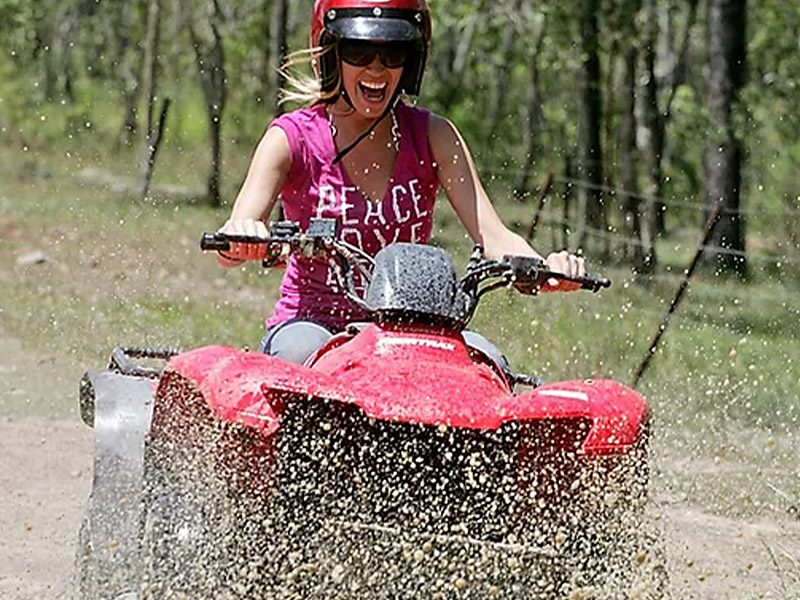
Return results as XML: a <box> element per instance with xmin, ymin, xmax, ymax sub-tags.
<box><xmin>422</xmin><ymin>541</ymin><xmax>433</xmax><ymax>554</ymax></box>
<box><xmin>554</xmin><ymin>531</ymin><xmax>567</xmax><ymax>546</ymax></box>
<box><xmin>636</xmin><ymin>550</ymin><xmax>649</xmax><ymax>564</ymax></box>
<box><xmin>454</xmin><ymin>577</ymin><xmax>467</xmax><ymax>590</ymax></box>
<box><xmin>746</xmin><ymin>562</ymin><xmax>754</xmax><ymax>570</ymax></box>
<box><xmin>24</xmin><ymin>523</ymin><xmax>31</xmax><ymax>532</ymax></box>
<box><xmin>767</xmin><ymin>437</ymin><xmax>776</xmax><ymax>446</ymax></box>
<box><xmin>331</xmin><ymin>564</ymin><xmax>346</xmax><ymax>584</ymax></box>
<box><xmin>108</xmin><ymin>539</ymin><xmax>118</xmax><ymax>548</ymax></box>
<box><xmin>686</xmin><ymin>559</ymin><xmax>694</xmax><ymax>568</ymax></box>
<box><xmin>413</xmin><ymin>549</ymin><xmax>425</xmax><ymax>562</ymax></box>
<box><xmin>488</xmin><ymin>585</ymin><xmax>500</xmax><ymax>596</ymax></box>
<box><xmin>569</xmin><ymin>588</ymin><xmax>598</xmax><ymax>600</ymax></box>
<box><xmin>730</xmin><ymin>348</ymin><xmax>738</xmax><ymax>357</ymax></box>
<box><xmin>507</xmin><ymin>556</ymin><xmax>519</xmax><ymax>569</ymax></box>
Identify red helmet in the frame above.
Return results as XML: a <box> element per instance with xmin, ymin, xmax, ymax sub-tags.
<box><xmin>311</xmin><ymin>0</ymin><xmax>431</xmax><ymax>96</ymax></box>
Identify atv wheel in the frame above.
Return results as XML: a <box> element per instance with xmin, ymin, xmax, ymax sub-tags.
<box><xmin>75</xmin><ymin>512</ymin><xmax>97</xmax><ymax>600</ymax></box>
<box><xmin>141</xmin><ymin>483</ymin><xmax>249</xmax><ymax>599</ymax></box>
<box><xmin>141</xmin><ymin>490</ymin><xmax>204</xmax><ymax>599</ymax></box>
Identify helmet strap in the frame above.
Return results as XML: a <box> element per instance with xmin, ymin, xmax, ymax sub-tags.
<box><xmin>332</xmin><ymin>94</ymin><xmax>400</xmax><ymax>165</ymax></box>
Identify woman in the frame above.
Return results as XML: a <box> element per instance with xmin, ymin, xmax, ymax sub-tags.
<box><xmin>217</xmin><ymin>0</ymin><xmax>585</xmax><ymax>365</ymax></box>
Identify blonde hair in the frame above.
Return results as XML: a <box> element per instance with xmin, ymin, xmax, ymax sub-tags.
<box><xmin>278</xmin><ymin>44</ymin><xmax>339</xmax><ymax>107</ymax></box>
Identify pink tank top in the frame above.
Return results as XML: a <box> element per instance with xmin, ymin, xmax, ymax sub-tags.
<box><xmin>266</xmin><ymin>102</ymin><xmax>440</xmax><ymax>331</ymax></box>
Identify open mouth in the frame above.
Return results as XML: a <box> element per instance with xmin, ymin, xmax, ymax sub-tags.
<box><xmin>358</xmin><ymin>80</ymin><xmax>388</xmax><ymax>104</ymax></box>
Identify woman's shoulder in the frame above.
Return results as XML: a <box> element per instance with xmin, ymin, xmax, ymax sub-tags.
<box><xmin>270</xmin><ymin>103</ymin><xmax>327</xmax><ymax>128</ymax></box>
<box><xmin>397</xmin><ymin>102</ymin><xmax>433</xmax><ymax>122</ymax></box>
<box><xmin>268</xmin><ymin>103</ymin><xmax>330</xmax><ymax>159</ymax></box>
<box><xmin>398</xmin><ymin>105</ymin><xmax>452</xmax><ymax>135</ymax></box>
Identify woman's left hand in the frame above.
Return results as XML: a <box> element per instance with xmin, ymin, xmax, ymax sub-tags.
<box><xmin>543</xmin><ymin>250</ymin><xmax>586</xmax><ymax>292</ymax></box>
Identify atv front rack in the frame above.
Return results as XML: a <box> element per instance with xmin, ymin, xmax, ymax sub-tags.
<box><xmin>108</xmin><ymin>345</ymin><xmax>184</xmax><ymax>379</ymax></box>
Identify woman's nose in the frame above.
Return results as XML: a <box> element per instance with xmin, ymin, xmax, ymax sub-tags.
<box><xmin>366</xmin><ymin>55</ymin><xmax>384</xmax><ymax>72</ymax></box>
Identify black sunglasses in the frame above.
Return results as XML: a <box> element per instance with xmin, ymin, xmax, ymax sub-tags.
<box><xmin>338</xmin><ymin>39</ymin><xmax>410</xmax><ymax>69</ymax></box>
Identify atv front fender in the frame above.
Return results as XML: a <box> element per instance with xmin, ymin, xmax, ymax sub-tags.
<box><xmin>506</xmin><ymin>378</ymin><xmax>649</xmax><ymax>455</ymax></box>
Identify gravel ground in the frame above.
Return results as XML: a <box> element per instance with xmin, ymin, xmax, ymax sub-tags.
<box><xmin>1</xmin><ymin>330</ymin><xmax>798</xmax><ymax>600</ymax></box>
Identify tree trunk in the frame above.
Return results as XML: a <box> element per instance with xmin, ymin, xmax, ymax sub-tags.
<box><xmin>703</xmin><ymin>0</ymin><xmax>747</xmax><ymax>276</ymax></box>
<box><xmin>620</xmin><ymin>46</ymin><xmax>651</xmax><ymax>272</ymax></box>
<box><xmin>576</xmin><ymin>0</ymin><xmax>604</xmax><ymax>253</ymax></box>
<box><xmin>664</xmin><ymin>0</ymin><xmax>699</xmax><ymax>119</ymax></box>
<box><xmin>513</xmin><ymin>8</ymin><xmax>547</xmax><ymax>201</ymax></box>
<box><xmin>54</xmin><ymin>6</ymin><xmax>78</xmax><ymax>103</ymax></box>
<box><xmin>139</xmin><ymin>0</ymin><xmax>163</xmax><ymax>199</ymax></box>
<box><xmin>452</xmin><ymin>13</ymin><xmax>479</xmax><ymax>77</ymax></box>
<box><xmin>489</xmin><ymin>0</ymin><xmax>523</xmax><ymax>134</ymax></box>
<box><xmin>115</xmin><ymin>1</ymin><xmax>141</xmax><ymax>150</ymax></box>
<box><xmin>187</xmin><ymin>0</ymin><xmax>227</xmax><ymax>207</ymax></box>
<box><xmin>270</xmin><ymin>0</ymin><xmax>289</xmax><ymax>117</ymax></box>
<box><xmin>562</xmin><ymin>155</ymin><xmax>574</xmax><ymax>251</ymax></box>
<box><xmin>260</xmin><ymin>1</ymin><xmax>272</xmax><ymax>106</ymax></box>
<box><xmin>641</xmin><ymin>0</ymin><xmax>666</xmax><ymax>238</ymax></box>
<box><xmin>602</xmin><ymin>5</ymin><xmax>621</xmax><ymax>197</ymax></box>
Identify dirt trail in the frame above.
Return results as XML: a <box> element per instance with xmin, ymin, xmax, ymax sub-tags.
<box><xmin>0</xmin><ymin>419</ymin><xmax>92</xmax><ymax>600</ymax></box>
<box><xmin>0</xmin><ymin>330</ymin><xmax>798</xmax><ymax>600</ymax></box>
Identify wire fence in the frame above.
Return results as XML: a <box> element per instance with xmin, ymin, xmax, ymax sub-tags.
<box><xmin>528</xmin><ymin>213</ymin><xmax>800</xmax><ymax>265</ymax></box>
<box><xmin>555</xmin><ymin>176</ymin><xmax>800</xmax><ymax>218</ymax></box>
<box><xmin>482</xmin><ymin>166</ymin><xmax>800</xmax><ymax>266</ymax></box>
<box><xmin>483</xmin><ymin>167</ymin><xmax>800</xmax><ymax>218</ymax></box>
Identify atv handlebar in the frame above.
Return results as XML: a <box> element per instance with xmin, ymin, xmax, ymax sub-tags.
<box><xmin>200</xmin><ymin>218</ymin><xmax>338</xmax><ymax>257</ymax></box>
<box><xmin>202</xmin><ymin>219</ymin><xmax>611</xmax><ymax>320</ymax></box>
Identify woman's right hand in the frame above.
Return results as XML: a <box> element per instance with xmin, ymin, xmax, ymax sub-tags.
<box><xmin>216</xmin><ymin>218</ymin><xmax>270</xmax><ymax>264</ymax></box>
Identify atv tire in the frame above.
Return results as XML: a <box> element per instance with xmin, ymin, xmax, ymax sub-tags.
<box><xmin>75</xmin><ymin>512</ymin><xmax>97</xmax><ymax>600</ymax></box>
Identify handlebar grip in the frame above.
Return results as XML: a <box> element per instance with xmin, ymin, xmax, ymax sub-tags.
<box><xmin>577</xmin><ymin>275</ymin><xmax>611</xmax><ymax>292</ymax></box>
<box><xmin>200</xmin><ymin>233</ymin><xmax>231</xmax><ymax>252</ymax></box>
<box><xmin>502</xmin><ymin>255</ymin><xmax>611</xmax><ymax>292</ymax></box>
<box><xmin>545</xmin><ymin>272</ymin><xmax>611</xmax><ymax>292</ymax></box>
<box><xmin>200</xmin><ymin>232</ymin><xmax>277</xmax><ymax>252</ymax></box>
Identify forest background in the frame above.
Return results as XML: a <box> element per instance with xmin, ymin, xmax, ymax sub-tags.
<box><xmin>1</xmin><ymin>0</ymin><xmax>800</xmax><ymax>595</ymax></box>
<box><xmin>3</xmin><ymin>0</ymin><xmax>800</xmax><ymax>273</ymax></box>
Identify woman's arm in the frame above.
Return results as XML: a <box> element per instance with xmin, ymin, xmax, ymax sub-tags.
<box><xmin>429</xmin><ymin>114</ymin><xmax>584</xmax><ymax>283</ymax></box>
<box><xmin>217</xmin><ymin>126</ymin><xmax>292</xmax><ymax>266</ymax></box>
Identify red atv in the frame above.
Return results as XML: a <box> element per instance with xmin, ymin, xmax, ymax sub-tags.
<box><xmin>76</xmin><ymin>219</ymin><xmax>654</xmax><ymax>600</ymax></box>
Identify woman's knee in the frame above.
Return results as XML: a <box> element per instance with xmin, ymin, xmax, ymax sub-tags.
<box><xmin>462</xmin><ymin>330</ymin><xmax>511</xmax><ymax>377</ymax></box>
<box><xmin>260</xmin><ymin>320</ymin><xmax>333</xmax><ymax>364</ymax></box>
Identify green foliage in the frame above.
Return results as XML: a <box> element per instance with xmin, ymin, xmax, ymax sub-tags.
<box><xmin>1</xmin><ymin>0</ymin><xmax>798</xmax><ymax>265</ymax></box>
